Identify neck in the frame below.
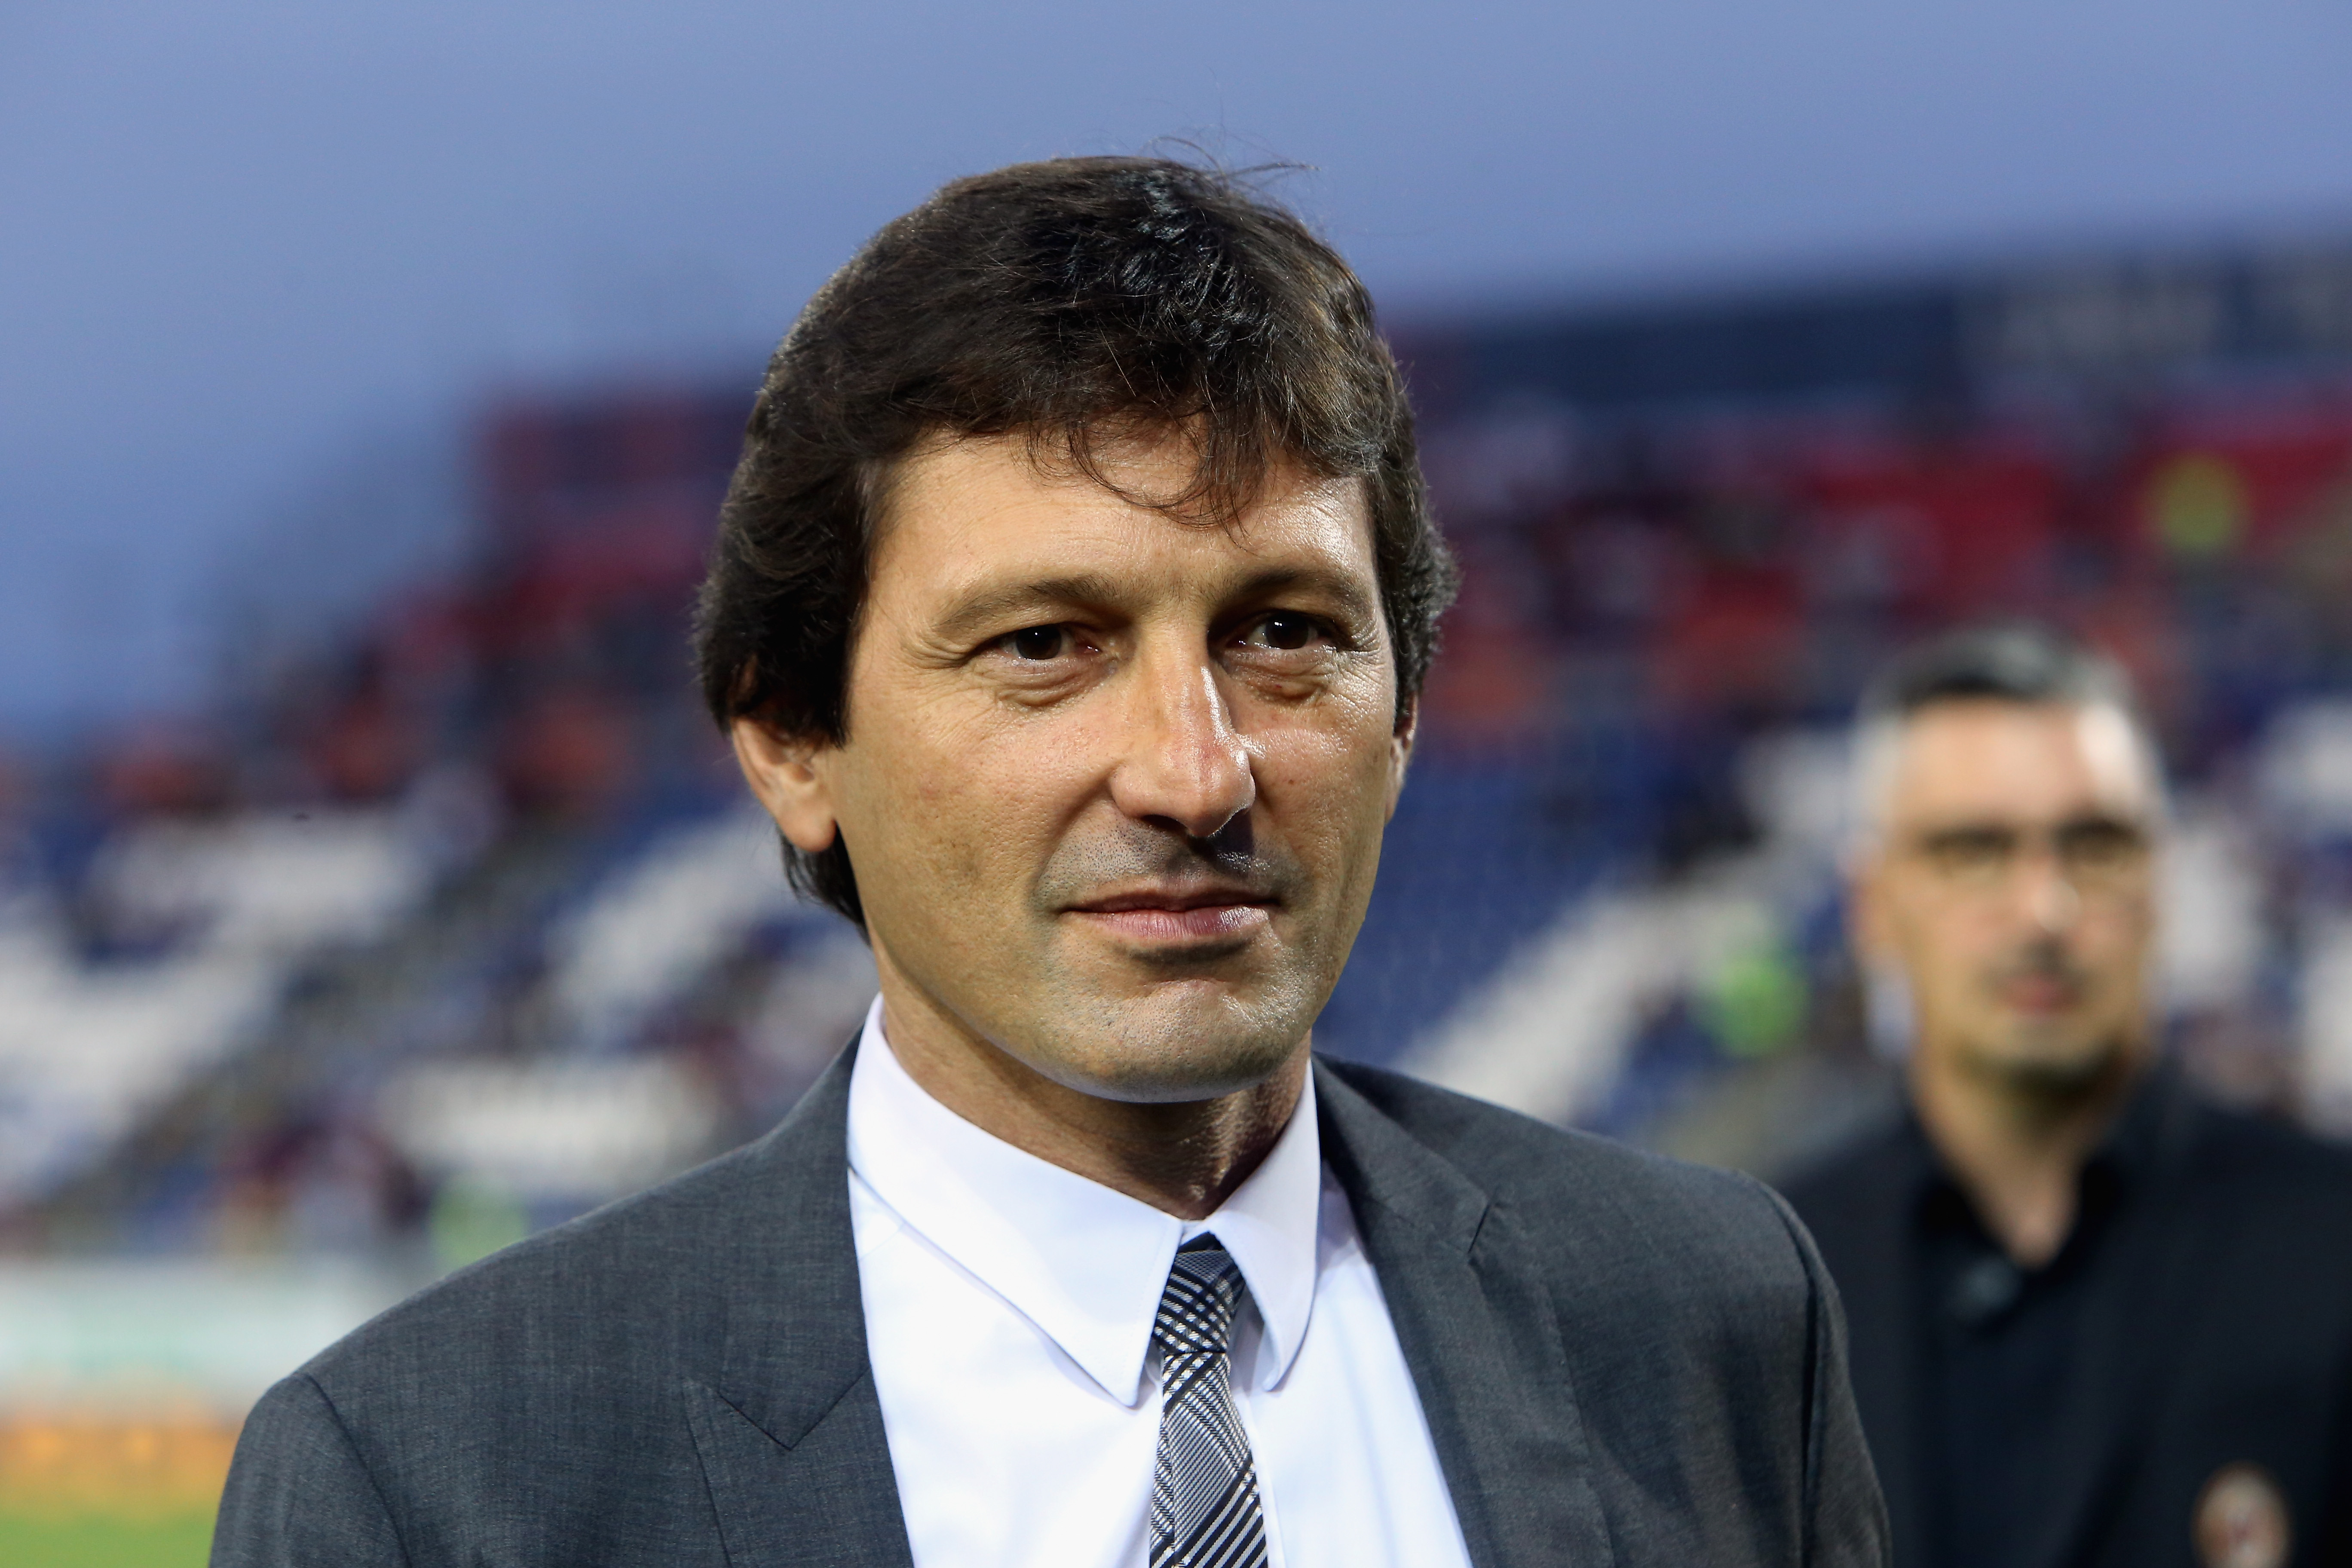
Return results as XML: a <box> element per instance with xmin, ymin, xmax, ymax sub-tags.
<box><xmin>1911</xmin><ymin>1036</ymin><xmax>2142</xmax><ymax>1268</ymax></box>
<box><xmin>873</xmin><ymin>992</ymin><xmax>1308</xmax><ymax>1223</ymax></box>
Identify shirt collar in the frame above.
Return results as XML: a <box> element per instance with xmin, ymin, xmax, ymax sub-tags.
<box><xmin>843</xmin><ymin>997</ymin><xmax>1323</xmax><ymax>1408</ymax></box>
<box><xmin>1904</xmin><ymin>1053</ymin><xmax>2184</xmax><ymax>1240</ymax></box>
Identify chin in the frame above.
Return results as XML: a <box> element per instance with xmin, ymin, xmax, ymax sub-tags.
<box><xmin>1978</xmin><ymin>1026</ymin><xmax>2132</xmax><ymax>1092</ymax></box>
<box><xmin>1027</xmin><ymin>976</ymin><xmax>1317</xmax><ymax>1104</ymax></box>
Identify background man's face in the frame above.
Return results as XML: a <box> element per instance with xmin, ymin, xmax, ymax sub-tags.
<box><xmin>1852</xmin><ymin>699</ymin><xmax>2162</xmax><ymax>1092</ymax></box>
<box><xmin>778</xmin><ymin>433</ymin><xmax>1408</xmax><ymax>1103</ymax></box>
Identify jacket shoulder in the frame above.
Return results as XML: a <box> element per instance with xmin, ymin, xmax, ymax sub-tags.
<box><xmin>227</xmin><ymin>1142</ymin><xmax>797</xmax><ymax>1567</ymax></box>
<box><xmin>2193</xmin><ymin>1097</ymin><xmax>2352</xmax><ymax>1187</ymax></box>
<box><xmin>1319</xmin><ymin>1057</ymin><xmax>1813</xmax><ymax>1290</ymax></box>
<box><xmin>2179</xmin><ymin>1099</ymin><xmax>2352</xmax><ymax>1278</ymax></box>
<box><xmin>303</xmin><ymin>1125</ymin><xmax>812</xmax><ymax>1398</ymax></box>
<box><xmin>1773</xmin><ymin>1115</ymin><xmax>1914</xmax><ymax>1224</ymax></box>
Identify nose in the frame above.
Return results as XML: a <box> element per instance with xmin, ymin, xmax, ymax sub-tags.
<box><xmin>1107</xmin><ymin>645</ymin><xmax>1255</xmax><ymax>840</ymax></box>
<box><xmin>2014</xmin><ymin>845</ymin><xmax>2082</xmax><ymax>935</ymax></box>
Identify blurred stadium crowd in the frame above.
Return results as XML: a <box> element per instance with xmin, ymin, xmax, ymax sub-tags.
<box><xmin>6</xmin><ymin>248</ymin><xmax>2352</xmax><ymax>1531</ymax></box>
<box><xmin>0</xmin><ymin>389</ymin><xmax>877</xmax><ymax>1266</ymax></box>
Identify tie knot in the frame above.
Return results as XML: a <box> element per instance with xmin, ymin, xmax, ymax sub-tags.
<box><xmin>1154</xmin><ymin>1235</ymin><xmax>1246</xmax><ymax>1360</ymax></box>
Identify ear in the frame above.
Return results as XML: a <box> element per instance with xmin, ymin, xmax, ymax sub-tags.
<box><xmin>1385</xmin><ymin>698</ymin><xmax>1419</xmax><ymax>821</ymax></box>
<box><xmin>731</xmin><ymin>717</ymin><xmax>840</xmax><ymax>854</ymax></box>
<box><xmin>1845</xmin><ymin>846</ymin><xmax>1896</xmax><ymax>970</ymax></box>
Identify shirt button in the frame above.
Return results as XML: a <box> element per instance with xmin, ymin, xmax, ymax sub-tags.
<box><xmin>1948</xmin><ymin>1256</ymin><xmax>2022</xmax><ymax>1326</ymax></box>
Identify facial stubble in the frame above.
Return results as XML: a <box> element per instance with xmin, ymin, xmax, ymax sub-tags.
<box><xmin>1023</xmin><ymin>819</ymin><xmax>1336</xmax><ymax>1103</ymax></box>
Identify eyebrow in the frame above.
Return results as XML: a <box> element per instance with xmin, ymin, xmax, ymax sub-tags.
<box><xmin>928</xmin><ymin>565</ymin><xmax>1382</xmax><ymax>645</ymax></box>
<box><xmin>1911</xmin><ymin>812</ymin><xmax>2151</xmax><ymax>843</ymax></box>
<box><xmin>929</xmin><ymin>574</ymin><xmax>1124</xmax><ymax>645</ymax></box>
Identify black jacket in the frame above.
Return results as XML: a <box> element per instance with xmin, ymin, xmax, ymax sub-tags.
<box><xmin>213</xmin><ymin>1048</ymin><xmax>1889</xmax><ymax>1567</ymax></box>
<box><xmin>1781</xmin><ymin>1066</ymin><xmax>2352</xmax><ymax>1568</ymax></box>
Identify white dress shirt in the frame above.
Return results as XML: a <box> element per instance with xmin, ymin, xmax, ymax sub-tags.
<box><xmin>845</xmin><ymin>999</ymin><xmax>1475</xmax><ymax>1568</ymax></box>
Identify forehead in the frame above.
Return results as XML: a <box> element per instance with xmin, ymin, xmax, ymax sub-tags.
<box><xmin>1883</xmin><ymin>699</ymin><xmax>2159</xmax><ymax>828</ymax></box>
<box><xmin>867</xmin><ymin>435</ymin><xmax>1374</xmax><ymax>607</ymax></box>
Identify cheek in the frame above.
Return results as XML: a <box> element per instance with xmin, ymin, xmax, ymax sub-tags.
<box><xmin>2083</xmin><ymin>897</ymin><xmax>2159</xmax><ymax>974</ymax></box>
<box><xmin>847</xmin><ymin>701</ymin><xmax>1092</xmax><ymax>891</ymax></box>
<box><xmin>1889</xmin><ymin>900</ymin><xmax>1991</xmax><ymax>990</ymax></box>
<box><xmin>1253</xmin><ymin>713</ymin><xmax>1400</xmax><ymax>859</ymax></box>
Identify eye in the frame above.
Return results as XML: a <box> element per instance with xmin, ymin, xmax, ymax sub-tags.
<box><xmin>1240</xmin><ymin>611</ymin><xmax>1325</xmax><ymax>652</ymax></box>
<box><xmin>1920</xmin><ymin>827</ymin><xmax>2016</xmax><ymax>882</ymax></box>
<box><xmin>1005</xmin><ymin>625</ymin><xmax>1068</xmax><ymax>661</ymax></box>
<box><xmin>2056</xmin><ymin>820</ymin><xmax>2149</xmax><ymax>880</ymax></box>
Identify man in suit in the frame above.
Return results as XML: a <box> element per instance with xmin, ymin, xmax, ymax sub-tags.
<box><xmin>1781</xmin><ymin>625</ymin><xmax>2352</xmax><ymax>1568</ymax></box>
<box><xmin>214</xmin><ymin>156</ymin><xmax>1887</xmax><ymax>1567</ymax></box>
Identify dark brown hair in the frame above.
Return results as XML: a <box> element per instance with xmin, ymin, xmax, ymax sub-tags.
<box><xmin>694</xmin><ymin>155</ymin><xmax>1455</xmax><ymax>924</ymax></box>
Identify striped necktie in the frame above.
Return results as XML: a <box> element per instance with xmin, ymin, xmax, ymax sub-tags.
<box><xmin>1150</xmin><ymin>1235</ymin><xmax>1268</xmax><ymax>1568</ymax></box>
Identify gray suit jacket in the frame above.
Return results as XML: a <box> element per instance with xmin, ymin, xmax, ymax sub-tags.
<box><xmin>213</xmin><ymin>1050</ymin><xmax>1889</xmax><ymax>1566</ymax></box>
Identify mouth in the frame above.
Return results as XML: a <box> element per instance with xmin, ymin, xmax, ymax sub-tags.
<box><xmin>1997</xmin><ymin>973</ymin><xmax>2083</xmax><ymax>1016</ymax></box>
<box><xmin>1063</xmin><ymin>883</ymin><xmax>1277</xmax><ymax>947</ymax></box>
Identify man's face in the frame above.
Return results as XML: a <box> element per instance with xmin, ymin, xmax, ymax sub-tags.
<box><xmin>742</xmin><ymin>433</ymin><xmax>1409</xmax><ymax>1104</ymax></box>
<box><xmin>1852</xmin><ymin>699</ymin><xmax>2162</xmax><ymax>1093</ymax></box>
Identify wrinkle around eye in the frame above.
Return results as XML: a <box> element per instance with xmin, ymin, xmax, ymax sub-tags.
<box><xmin>969</xmin><ymin>628</ymin><xmax>1110</xmax><ymax>702</ymax></box>
<box><xmin>1219</xmin><ymin>644</ymin><xmax>1375</xmax><ymax>708</ymax></box>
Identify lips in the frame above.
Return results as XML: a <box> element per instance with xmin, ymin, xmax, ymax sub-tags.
<box><xmin>1999</xmin><ymin>974</ymin><xmax>2082</xmax><ymax>1014</ymax></box>
<box><xmin>1065</xmin><ymin>885</ymin><xmax>1274</xmax><ymax>945</ymax></box>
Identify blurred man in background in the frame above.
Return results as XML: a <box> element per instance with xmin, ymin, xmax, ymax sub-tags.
<box><xmin>1783</xmin><ymin>625</ymin><xmax>2352</xmax><ymax>1568</ymax></box>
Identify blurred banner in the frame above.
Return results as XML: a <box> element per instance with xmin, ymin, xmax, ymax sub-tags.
<box><xmin>0</xmin><ymin>1261</ymin><xmax>405</xmax><ymax>1558</ymax></box>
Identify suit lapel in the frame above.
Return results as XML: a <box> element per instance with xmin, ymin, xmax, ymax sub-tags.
<box><xmin>686</xmin><ymin>1044</ymin><xmax>915</xmax><ymax>1568</ymax></box>
<box><xmin>1315</xmin><ymin>1063</ymin><xmax>1616</xmax><ymax>1568</ymax></box>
